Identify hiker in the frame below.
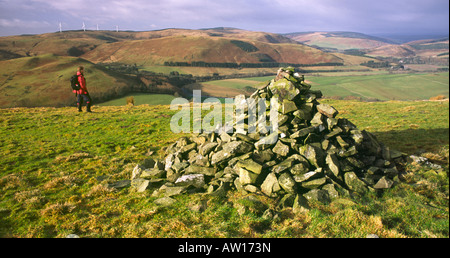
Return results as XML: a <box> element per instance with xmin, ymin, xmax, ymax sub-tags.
<box><xmin>73</xmin><ymin>66</ymin><xmax>92</xmax><ymax>112</ymax></box>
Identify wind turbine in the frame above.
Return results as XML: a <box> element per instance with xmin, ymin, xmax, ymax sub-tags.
<box><xmin>82</xmin><ymin>22</ymin><xmax>86</xmax><ymax>31</ymax></box>
<box><xmin>59</xmin><ymin>22</ymin><xmax>62</xmax><ymax>33</ymax></box>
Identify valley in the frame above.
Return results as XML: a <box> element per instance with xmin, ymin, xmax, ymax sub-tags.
<box><xmin>0</xmin><ymin>28</ymin><xmax>448</xmax><ymax>108</ymax></box>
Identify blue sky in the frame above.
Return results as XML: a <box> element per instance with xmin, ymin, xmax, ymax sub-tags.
<box><xmin>0</xmin><ymin>0</ymin><xmax>448</xmax><ymax>37</ymax></box>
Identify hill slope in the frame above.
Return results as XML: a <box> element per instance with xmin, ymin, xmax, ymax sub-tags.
<box><xmin>0</xmin><ymin>28</ymin><xmax>301</xmax><ymax>61</ymax></box>
<box><xmin>81</xmin><ymin>35</ymin><xmax>342</xmax><ymax>66</ymax></box>
<box><xmin>0</xmin><ymin>54</ymin><xmax>139</xmax><ymax>107</ymax></box>
<box><xmin>365</xmin><ymin>38</ymin><xmax>449</xmax><ymax>58</ymax></box>
<box><xmin>285</xmin><ymin>31</ymin><xmax>395</xmax><ymax>51</ymax></box>
<box><xmin>0</xmin><ymin>29</ymin><xmax>344</xmax><ymax>107</ymax></box>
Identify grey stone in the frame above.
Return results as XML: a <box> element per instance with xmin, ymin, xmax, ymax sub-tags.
<box><xmin>278</xmin><ymin>173</ymin><xmax>297</xmax><ymax>194</ymax></box>
<box><xmin>239</xmin><ymin>168</ymin><xmax>259</xmax><ymax>185</ymax></box>
<box><xmin>131</xmin><ymin>178</ymin><xmax>151</xmax><ymax>193</ymax></box>
<box><xmin>244</xmin><ymin>184</ymin><xmax>259</xmax><ymax>193</ymax></box>
<box><xmin>131</xmin><ymin>164</ymin><xmax>144</xmax><ymax>180</ymax></box>
<box><xmin>281</xmin><ymin>99</ymin><xmax>298</xmax><ymax>114</ymax></box>
<box><xmin>268</xmin><ymin>78</ymin><xmax>300</xmax><ymax>101</ymax></box>
<box><xmin>211</xmin><ymin>150</ymin><xmax>233</xmax><ymax>165</ymax></box>
<box><xmin>293</xmin><ymin>171</ymin><xmax>318</xmax><ymax>183</ymax></box>
<box><xmin>301</xmin><ymin>177</ymin><xmax>327</xmax><ymax>189</ymax></box>
<box><xmin>299</xmin><ymin>144</ymin><xmax>325</xmax><ymax>168</ymax></box>
<box><xmin>261</xmin><ymin>172</ymin><xmax>280</xmax><ymax>197</ymax></box>
<box><xmin>141</xmin><ymin>168</ymin><xmax>166</xmax><ymax>179</ymax></box>
<box><xmin>316</xmin><ymin>103</ymin><xmax>338</xmax><ymax>118</ymax></box>
<box><xmin>236</xmin><ymin>159</ymin><xmax>263</xmax><ymax>174</ymax></box>
<box><xmin>326</xmin><ymin>154</ymin><xmax>340</xmax><ymax>177</ymax></box>
<box><xmin>310</xmin><ymin>112</ymin><xmax>324</xmax><ymax>126</ymax></box>
<box><xmin>272</xmin><ymin>140</ymin><xmax>290</xmax><ymax>156</ymax></box>
<box><xmin>207</xmin><ymin>182</ymin><xmax>228</xmax><ymax>197</ymax></box>
<box><xmin>293</xmin><ymin>194</ymin><xmax>310</xmax><ymax>213</ymax></box>
<box><xmin>179</xmin><ymin>142</ymin><xmax>197</xmax><ymax>154</ymax></box>
<box><xmin>290</xmin><ymin>162</ymin><xmax>310</xmax><ymax>175</ymax></box>
<box><xmin>199</xmin><ymin>142</ymin><xmax>218</xmax><ymax>156</ymax></box>
<box><xmin>255</xmin><ymin>132</ymin><xmax>278</xmax><ymax>150</ymax></box>
<box><xmin>303</xmin><ymin>189</ymin><xmax>330</xmax><ymax>203</ymax></box>
<box><xmin>290</xmin><ymin>126</ymin><xmax>315</xmax><ymax>139</ymax></box>
<box><xmin>175</xmin><ymin>174</ymin><xmax>205</xmax><ymax>188</ymax></box>
<box><xmin>154</xmin><ymin>196</ymin><xmax>177</xmax><ymax>206</ymax></box>
<box><xmin>163</xmin><ymin>186</ymin><xmax>187</xmax><ymax>197</ymax></box>
<box><xmin>108</xmin><ymin>180</ymin><xmax>131</xmax><ymax>190</ymax></box>
<box><xmin>223</xmin><ymin>141</ymin><xmax>253</xmax><ymax>154</ymax></box>
<box><xmin>185</xmin><ymin>165</ymin><xmax>216</xmax><ymax>176</ymax></box>
<box><xmin>344</xmin><ymin>172</ymin><xmax>368</xmax><ymax>194</ymax></box>
<box><xmin>172</xmin><ymin>161</ymin><xmax>190</xmax><ymax>173</ymax></box>
<box><xmin>373</xmin><ymin>176</ymin><xmax>394</xmax><ymax>189</ymax></box>
<box><xmin>322</xmin><ymin>184</ymin><xmax>339</xmax><ymax>199</ymax></box>
<box><xmin>252</xmin><ymin>149</ymin><xmax>275</xmax><ymax>163</ymax></box>
<box><xmin>271</xmin><ymin>156</ymin><xmax>296</xmax><ymax>174</ymax></box>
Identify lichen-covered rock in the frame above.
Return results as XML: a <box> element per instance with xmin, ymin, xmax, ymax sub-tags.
<box><xmin>261</xmin><ymin>172</ymin><xmax>280</xmax><ymax>197</ymax></box>
<box><xmin>175</xmin><ymin>174</ymin><xmax>205</xmax><ymax>188</ymax></box>
<box><xmin>344</xmin><ymin>172</ymin><xmax>368</xmax><ymax>194</ymax></box>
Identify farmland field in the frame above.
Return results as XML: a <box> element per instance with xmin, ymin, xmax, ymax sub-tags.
<box><xmin>194</xmin><ymin>72</ymin><xmax>449</xmax><ymax>101</ymax></box>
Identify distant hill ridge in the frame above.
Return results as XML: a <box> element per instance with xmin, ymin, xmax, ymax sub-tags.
<box><xmin>0</xmin><ymin>28</ymin><xmax>447</xmax><ymax>108</ymax></box>
<box><xmin>0</xmin><ymin>28</ymin><xmax>342</xmax><ymax>107</ymax></box>
<box><xmin>285</xmin><ymin>31</ymin><xmax>397</xmax><ymax>45</ymax></box>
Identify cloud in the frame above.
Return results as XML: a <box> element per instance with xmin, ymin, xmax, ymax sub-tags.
<box><xmin>0</xmin><ymin>18</ymin><xmax>50</xmax><ymax>28</ymax></box>
<box><xmin>0</xmin><ymin>0</ymin><xmax>448</xmax><ymax>36</ymax></box>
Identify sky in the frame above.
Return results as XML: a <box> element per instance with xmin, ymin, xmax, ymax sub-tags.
<box><xmin>0</xmin><ymin>0</ymin><xmax>448</xmax><ymax>37</ymax></box>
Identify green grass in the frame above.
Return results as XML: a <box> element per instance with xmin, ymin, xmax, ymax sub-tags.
<box><xmin>0</xmin><ymin>100</ymin><xmax>448</xmax><ymax>238</ymax></box>
<box><xmin>308</xmin><ymin>73</ymin><xmax>449</xmax><ymax>100</ymax></box>
<box><xmin>97</xmin><ymin>93</ymin><xmax>177</xmax><ymax>106</ymax></box>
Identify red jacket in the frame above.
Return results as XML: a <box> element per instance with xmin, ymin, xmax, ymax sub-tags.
<box><xmin>73</xmin><ymin>71</ymin><xmax>88</xmax><ymax>95</ymax></box>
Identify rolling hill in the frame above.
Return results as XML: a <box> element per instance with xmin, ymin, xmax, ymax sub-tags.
<box><xmin>0</xmin><ymin>28</ymin><xmax>447</xmax><ymax>108</ymax></box>
<box><xmin>284</xmin><ymin>31</ymin><xmax>449</xmax><ymax>61</ymax></box>
<box><xmin>0</xmin><ymin>54</ymin><xmax>140</xmax><ymax>107</ymax></box>
<box><xmin>0</xmin><ymin>28</ymin><xmax>346</xmax><ymax>107</ymax></box>
<box><xmin>284</xmin><ymin>31</ymin><xmax>395</xmax><ymax>51</ymax></box>
<box><xmin>364</xmin><ymin>38</ymin><xmax>449</xmax><ymax>59</ymax></box>
<box><xmin>0</xmin><ymin>28</ymin><xmax>306</xmax><ymax>62</ymax></box>
<box><xmin>81</xmin><ymin>34</ymin><xmax>342</xmax><ymax>66</ymax></box>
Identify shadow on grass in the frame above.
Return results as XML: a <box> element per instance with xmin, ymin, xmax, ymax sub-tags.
<box><xmin>372</xmin><ymin>128</ymin><xmax>449</xmax><ymax>155</ymax></box>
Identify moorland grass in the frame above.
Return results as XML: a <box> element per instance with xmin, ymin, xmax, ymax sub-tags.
<box><xmin>0</xmin><ymin>100</ymin><xmax>448</xmax><ymax>238</ymax></box>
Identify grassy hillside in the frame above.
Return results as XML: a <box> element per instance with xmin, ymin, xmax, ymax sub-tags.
<box><xmin>285</xmin><ymin>31</ymin><xmax>393</xmax><ymax>50</ymax></box>
<box><xmin>0</xmin><ymin>29</ymin><xmax>345</xmax><ymax>108</ymax></box>
<box><xmin>97</xmin><ymin>93</ymin><xmax>177</xmax><ymax>106</ymax></box>
<box><xmin>0</xmin><ymin>54</ymin><xmax>139</xmax><ymax>107</ymax></box>
<box><xmin>82</xmin><ymin>35</ymin><xmax>342</xmax><ymax>66</ymax></box>
<box><xmin>0</xmin><ymin>100</ymin><xmax>448</xmax><ymax>238</ymax></box>
<box><xmin>364</xmin><ymin>38</ymin><xmax>449</xmax><ymax>59</ymax></box>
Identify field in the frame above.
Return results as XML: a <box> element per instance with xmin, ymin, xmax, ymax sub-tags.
<box><xmin>0</xmin><ymin>99</ymin><xmax>448</xmax><ymax>238</ymax></box>
<box><xmin>196</xmin><ymin>72</ymin><xmax>449</xmax><ymax>101</ymax></box>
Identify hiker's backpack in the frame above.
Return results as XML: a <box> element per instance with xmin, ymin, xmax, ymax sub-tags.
<box><xmin>70</xmin><ymin>74</ymin><xmax>81</xmax><ymax>91</ymax></box>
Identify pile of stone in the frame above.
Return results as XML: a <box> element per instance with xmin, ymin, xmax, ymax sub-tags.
<box><xmin>129</xmin><ymin>67</ymin><xmax>405</xmax><ymax>208</ymax></box>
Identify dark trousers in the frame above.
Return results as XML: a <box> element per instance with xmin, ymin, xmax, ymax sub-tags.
<box><xmin>77</xmin><ymin>93</ymin><xmax>92</xmax><ymax>111</ymax></box>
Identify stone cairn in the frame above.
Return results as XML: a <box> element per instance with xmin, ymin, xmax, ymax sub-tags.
<box><xmin>129</xmin><ymin>67</ymin><xmax>405</xmax><ymax>208</ymax></box>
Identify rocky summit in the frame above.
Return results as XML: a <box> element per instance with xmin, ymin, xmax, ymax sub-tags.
<box><xmin>128</xmin><ymin>67</ymin><xmax>406</xmax><ymax>208</ymax></box>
